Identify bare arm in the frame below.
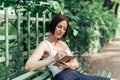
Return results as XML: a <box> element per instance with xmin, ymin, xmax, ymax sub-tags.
<box><xmin>25</xmin><ymin>41</ymin><xmax>57</xmax><ymax>71</ymax></box>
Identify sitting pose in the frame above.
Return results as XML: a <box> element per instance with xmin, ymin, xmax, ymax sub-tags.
<box><xmin>25</xmin><ymin>14</ymin><xmax>116</xmax><ymax>80</ymax></box>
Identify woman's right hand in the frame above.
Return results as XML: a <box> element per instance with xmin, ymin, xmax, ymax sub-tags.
<box><xmin>53</xmin><ymin>50</ymin><xmax>67</xmax><ymax>61</ymax></box>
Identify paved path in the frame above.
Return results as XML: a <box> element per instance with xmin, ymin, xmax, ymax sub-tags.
<box><xmin>82</xmin><ymin>34</ymin><xmax>120</xmax><ymax>80</ymax></box>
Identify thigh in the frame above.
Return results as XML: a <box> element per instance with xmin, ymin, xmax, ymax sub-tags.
<box><xmin>53</xmin><ymin>69</ymin><xmax>110</xmax><ymax>80</ymax></box>
<box><xmin>53</xmin><ymin>69</ymin><xmax>77</xmax><ymax>80</ymax></box>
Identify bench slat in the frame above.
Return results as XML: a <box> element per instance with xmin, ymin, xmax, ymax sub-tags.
<box><xmin>12</xmin><ymin>69</ymin><xmax>44</xmax><ymax>80</ymax></box>
<box><xmin>12</xmin><ymin>62</ymin><xmax>112</xmax><ymax>80</ymax></box>
<box><xmin>32</xmin><ymin>71</ymin><xmax>50</xmax><ymax>80</ymax></box>
<box><xmin>107</xmin><ymin>72</ymin><xmax>112</xmax><ymax>78</ymax></box>
<box><xmin>99</xmin><ymin>70</ymin><xmax>106</xmax><ymax>77</ymax></box>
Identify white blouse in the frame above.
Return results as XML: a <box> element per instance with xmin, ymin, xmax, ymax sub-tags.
<box><xmin>44</xmin><ymin>40</ymin><xmax>72</xmax><ymax>77</ymax></box>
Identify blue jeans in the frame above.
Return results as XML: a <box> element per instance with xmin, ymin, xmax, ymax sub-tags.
<box><xmin>53</xmin><ymin>69</ymin><xmax>110</xmax><ymax>80</ymax></box>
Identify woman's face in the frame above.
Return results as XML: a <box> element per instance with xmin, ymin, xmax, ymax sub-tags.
<box><xmin>54</xmin><ymin>20</ymin><xmax>68</xmax><ymax>39</ymax></box>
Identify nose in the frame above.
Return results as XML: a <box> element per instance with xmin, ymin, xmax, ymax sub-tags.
<box><xmin>60</xmin><ymin>28</ymin><xmax>65</xmax><ymax>33</ymax></box>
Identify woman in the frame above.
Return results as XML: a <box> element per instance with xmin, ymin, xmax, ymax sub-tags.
<box><xmin>25</xmin><ymin>14</ymin><xmax>116</xmax><ymax>80</ymax></box>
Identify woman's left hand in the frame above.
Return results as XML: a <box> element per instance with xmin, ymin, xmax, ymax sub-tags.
<box><xmin>57</xmin><ymin>61</ymin><xmax>70</xmax><ymax>69</ymax></box>
<box><xmin>56</xmin><ymin>58</ymin><xmax>79</xmax><ymax>69</ymax></box>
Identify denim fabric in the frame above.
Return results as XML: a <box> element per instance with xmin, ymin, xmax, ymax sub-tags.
<box><xmin>53</xmin><ymin>69</ymin><xmax>110</xmax><ymax>80</ymax></box>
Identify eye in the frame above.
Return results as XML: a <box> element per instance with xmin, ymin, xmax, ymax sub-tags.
<box><xmin>57</xmin><ymin>25</ymin><xmax>67</xmax><ymax>31</ymax></box>
<box><xmin>57</xmin><ymin>25</ymin><xmax>62</xmax><ymax>28</ymax></box>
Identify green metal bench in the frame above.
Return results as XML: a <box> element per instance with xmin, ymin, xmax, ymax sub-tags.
<box><xmin>11</xmin><ymin>68</ymin><xmax>51</xmax><ymax>80</ymax></box>
<box><xmin>12</xmin><ymin>62</ymin><xmax>112</xmax><ymax>80</ymax></box>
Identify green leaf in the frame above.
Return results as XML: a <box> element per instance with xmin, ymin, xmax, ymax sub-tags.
<box><xmin>73</xmin><ymin>29</ymin><xmax>78</xmax><ymax>36</ymax></box>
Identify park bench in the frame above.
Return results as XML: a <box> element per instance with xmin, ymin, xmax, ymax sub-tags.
<box><xmin>12</xmin><ymin>61</ymin><xmax>112</xmax><ymax>80</ymax></box>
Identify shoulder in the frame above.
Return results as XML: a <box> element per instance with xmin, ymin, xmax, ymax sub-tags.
<box><xmin>59</xmin><ymin>40</ymin><xmax>68</xmax><ymax>48</ymax></box>
<box><xmin>59</xmin><ymin>40</ymin><xmax>67</xmax><ymax>44</ymax></box>
<box><xmin>37</xmin><ymin>40</ymin><xmax>49</xmax><ymax>50</ymax></box>
<box><xmin>39</xmin><ymin>40</ymin><xmax>47</xmax><ymax>45</ymax></box>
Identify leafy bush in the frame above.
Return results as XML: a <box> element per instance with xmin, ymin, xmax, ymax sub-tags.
<box><xmin>63</xmin><ymin>0</ymin><xmax>119</xmax><ymax>54</ymax></box>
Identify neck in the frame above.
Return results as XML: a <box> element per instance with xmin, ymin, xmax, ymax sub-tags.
<box><xmin>47</xmin><ymin>33</ymin><xmax>58</xmax><ymax>44</ymax></box>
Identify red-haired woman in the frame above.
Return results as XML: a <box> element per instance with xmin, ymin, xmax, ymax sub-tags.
<box><xmin>25</xmin><ymin>14</ymin><xmax>116</xmax><ymax>80</ymax></box>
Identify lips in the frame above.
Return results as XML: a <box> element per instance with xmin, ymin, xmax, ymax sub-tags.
<box><xmin>57</xmin><ymin>33</ymin><xmax>62</xmax><ymax>35</ymax></box>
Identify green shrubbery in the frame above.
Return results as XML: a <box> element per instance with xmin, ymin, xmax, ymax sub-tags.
<box><xmin>0</xmin><ymin>0</ymin><xmax>119</xmax><ymax>78</ymax></box>
<box><xmin>62</xmin><ymin>0</ymin><xmax>119</xmax><ymax>54</ymax></box>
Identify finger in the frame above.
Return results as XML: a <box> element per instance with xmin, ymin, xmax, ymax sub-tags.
<box><xmin>59</xmin><ymin>62</ymin><xmax>68</xmax><ymax>68</ymax></box>
<box><xmin>57</xmin><ymin>62</ymin><xmax>67</xmax><ymax>68</ymax></box>
<box><xmin>59</xmin><ymin>64</ymin><xmax>67</xmax><ymax>69</ymax></box>
<box><xmin>57</xmin><ymin>62</ymin><xmax>65</xmax><ymax>66</ymax></box>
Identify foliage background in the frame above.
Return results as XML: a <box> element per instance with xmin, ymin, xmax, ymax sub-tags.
<box><xmin>0</xmin><ymin>0</ymin><xmax>120</xmax><ymax>78</ymax></box>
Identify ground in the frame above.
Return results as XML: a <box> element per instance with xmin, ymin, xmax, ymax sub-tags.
<box><xmin>81</xmin><ymin>34</ymin><xmax>120</xmax><ymax>80</ymax></box>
